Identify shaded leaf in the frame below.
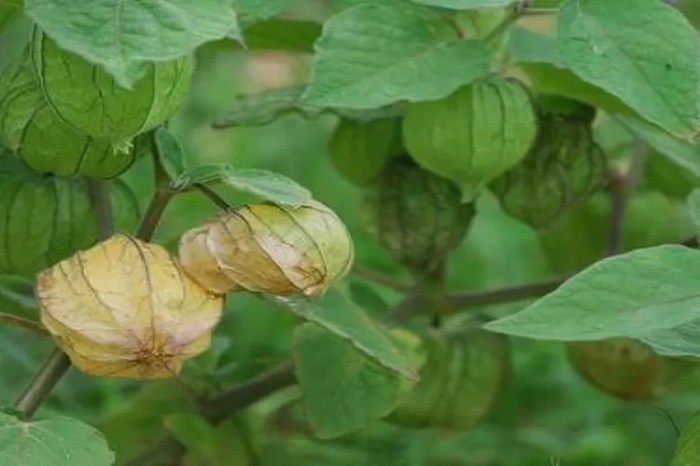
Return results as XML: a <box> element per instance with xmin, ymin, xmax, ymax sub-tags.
<box><xmin>303</xmin><ymin>3</ymin><xmax>491</xmax><ymax>108</ymax></box>
<box><xmin>163</xmin><ymin>414</ymin><xmax>217</xmax><ymax>462</ymax></box>
<box><xmin>558</xmin><ymin>0</ymin><xmax>700</xmax><ymax>139</ymax></box>
<box><xmin>621</xmin><ymin>117</ymin><xmax>700</xmax><ymax>178</ymax></box>
<box><xmin>25</xmin><ymin>0</ymin><xmax>239</xmax><ymax>87</ymax></box>
<box><xmin>0</xmin><ymin>413</ymin><xmax>114</xmax><ymax>466</ymax></box>
<box><xmin>294</xmin><ymin>323</ymin><xmax>404</xmax><ymax>438</ymax></box>
<box><xmin>272</xmin><ymin>288</ymin><xmax>417</xmax><ymax>379</ymax></box>
<box><xmin>245</xmin><ymin>19</ymin><xmax>322</xmax><ymax>52</ymax></box>
<box><xmin>486</xmin><ymin>246</ymin><xmax>700</xmax><ymax>357</ymax></box>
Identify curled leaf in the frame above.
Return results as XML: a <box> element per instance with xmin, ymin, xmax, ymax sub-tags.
<box><xmin>38</xmin><ymin>235</ymin><xmax>223</xmax><ymax>378</ymax></box>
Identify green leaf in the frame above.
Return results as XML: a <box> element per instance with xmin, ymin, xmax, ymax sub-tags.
<box><xmin>163</xmin><ymin>414</ymin><xmax>217</xmax><ymax>462</ymax></box>
<box><xmin>294</xmin><ymin>323</ymin><xmax>404</xmax><ymax>438</ymax></box>
<box><xmin>303</xmin><ymin>4</ymin><xmax>491</xmax><ymax>109</ymax></box>
<box><xmin>621</xmin><ymin>117</ymin><xmax>700</xmax><ymax>178</ymax></box>
<box><xmin>410</xmin><ymin>0</ymin><xmax>516</xmax><ymax>8</ymax></box>
<box><xmin>0</xmin><ymin>0</ymin><xmax>21</xmax><ymax>32</ymax></box>
<box><xmin>182</xmin><ymin>164</ymin><xmax>311</xmax><ymax>206</ymax></box>
<box><xmin>0</xmin><ymin>413</ymin><xmax>114</xmax><ymax>465</ymax></box>
<box><xmin>101</xmin><ymin>381</ymin><xmax>195</xmax><ymax>464</ymax></box>
<box><xmin>671</xmin><ymin>411</ymin><xmax>700</xmax><ymax>466</ymax></box>
<box><xmin>244</xmin><ymin>19</ymin><xmax>322</xmax><ymax>52</ymax></box>
<box><xmin>486</xmin><ymin>245</ymin><xmax>700</xmax><ymax>357</ymax></box>
<box><xmin>272</xmin><ymin>288</ymin><xmax>417</xmax><ymax>380</ymax></box>
<box><xmin>688</xmin><ymin>189</ymin><xmax>700</xmax><ymax>233</ymax></box>
<box><xmin>557</xmin><ymin>0</ymin><xmax>700</xmax><ymax>139</ymax></box>
<box><xmin>155</xmin><ymin>127</ymin><xmax>187</xmax><ymax>180</ymax></box>
<box><xmin>508</xmin><ymin>28</ymin><xmax>632</xmax><ymax>116</ymax></box>
<box><xmin>213</xmin><ymin>86</ymin><xmax>404</xmax><ymax>128</ymax></box>
<box><xmin>235</xmin><ymin>0</ymin><xmax>294</xmax><ymax>25</ymax></box>
<box><xmin>25</xmin><ymin>0</ymin><xmax>239</xmax><ymax>88</ymax></box>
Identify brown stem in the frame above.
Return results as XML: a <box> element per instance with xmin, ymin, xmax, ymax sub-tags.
<box><xmin>0</xmin><ymin>313</ymin><xmax>47</xmax><ymax>336</ymax></box>
<box><xmin>194</xmin><ymin>183</ymin><xmax>230</xmax><ymax>211</ymax></box>
<box><xmin>135</xmin><ymin>188</ymin><xmax>175</xmax><ymax>241</ymax></box>
<box><xmin>14</xmin><ymin>349</ymin><xmax>71</xmax><ymax>417</ymax></box>
<box><xmin>351</xmin><ymin>265</ymin><xmax>411</xmax><ymax>293</ymax></box>
<box><xmin>88</xmin><ymin>180</ymin><xmax>114</xmax><ymax>238</ymax></box>
<box><xmin>444</xmin><ymin>277</ymin><xmax>567</xmax><ymax>312</ymax></box>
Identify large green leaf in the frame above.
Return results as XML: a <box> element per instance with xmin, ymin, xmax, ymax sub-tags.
<box><xmin>508</xmin><ymin>27</ymin><xmax>632</xmax><ymax>116</ymax></box>
<box><xmin>272</xmin><ymin>289</ymin><xmax>417</xmax><ymax>379</ymax></box>
<box><xmin>235</xmin><ymin>0</ymin><xmax>294</xmax><ymax>25</ymax></box>
<box><xmin>0</xmin><ymin>413</ymin><xmax>114</xmax><ymax>466</ymax></box>
<box><xmin>558</xmin><ymin>0</ymin><xmax>700</xmax><ymax>139</ymax></box>
<box><xmin>410</xmin><ymin>0</ymin><xmax>516</xmax><ymax>8</ymax></box>
<box><xmin>486</xmin><ymin>246</ymin><xmax>700</xmax><ymax>357</ymax></box>
<box><xmin>671</xmin><ymin>411</ymin><xmax>700</xmax><ymax>466</ymax></box>
<box><xmin>244</xmin><ymin>19</ymin><xmax>322</xmax><ymax>52</ymax></box>
<box><xmin>688</xmin><ymin>189</ymin><xmax>700</xmax><ymax>233</ymax></box>
<box><xmin>25</xmin><ymin>0</ymin><xmax>239</xmax><ymax>87</ymax></box>
<box><xmin>294</xmin><ymin>323</ymin><xmax>404</xmax><ymax>438</ymax></box>
<box><xmin>303</xmin><ymin>3</ymin><xmax>491</xmax><ymax>108</ymax></box>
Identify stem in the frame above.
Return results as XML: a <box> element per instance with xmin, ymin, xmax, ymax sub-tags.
<box><xmin>135</xmin><ymin>188</ymin><xmax>175</xmax><ymax>241</ymax></box>
<box><xmin>351</xmin><ymin>265</ymin><xmax>411</xmax><ymax>293</ymax></box>
<box><xmin>444</xmin><ymin>277</ymin><xmax>566</xmax><ymax>313</ymax></box>
<box><xmin>205</xmin><ymin>361</ymin><xmax>296</xmax><ymax>423</ymax></box>
<box><xmin>88</xmin><ymin>180</ymin><xmax>114</xmax><ymax>238</ymax></box>
<box><xmin>194</xmin><ymin>183</ymin><xmax>230</xmax><ymax>211</ymax></box>
<box><xmin>484</xmin><ymin>4</ymin><xmax>523</xmax><ymax>43</ymax></box>
<box><xmin>0</xmin><ymin>313</ymin><xmax>47</xmax><ymax>336</ymax></box>
<box><xmin>14</xmin><ymin>349</ymin><xmax>71</xmax><ymax>417</ymax></box>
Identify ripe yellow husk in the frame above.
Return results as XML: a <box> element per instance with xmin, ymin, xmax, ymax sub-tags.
<box><xmin>179</xmin><ymin>200</ymin><xmax>354</xmax><ymax>297</ymax></box>
<box><xmin>37</xmin><ymin>235</ymin><xmax>223</xmax><ymax>379</ymax></box>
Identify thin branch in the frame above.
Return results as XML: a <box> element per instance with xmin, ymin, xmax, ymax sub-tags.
<box><xmin>135</xmin><ymin>188</ymin><xmax>175</xmax><ymax>241</ymax></box>
<box><xmin>0</xmin><ymin>313</ymin><xmax>47</xmax><ymax>336</ymax></box>
<box><xmin>194</xmin><ymin>183</ymin><xmax>231</xmax><ymax>211</ymax></box>
<box><xmin>205</xmin><ymin>360</ymin><xmax>296</xmax><ymax>424</ymax></box>
<box><xmin>351</xmin><ymin>265</ymin><xmax>411</xmax><ymax>293</ymax></box>
<box><xmin>444</xmin><ymin>277</ymin><xmax>567</xmax><ymax>312</ymax></box>
<box><xmin>14</xmin><ymin>349</ymin><xmax>71</xmax><ymax>417</ymax></box>
<box><xmin>484</xmin><ymin>4</ymin><xmax>523</xmax><ymax>43</ymax></box>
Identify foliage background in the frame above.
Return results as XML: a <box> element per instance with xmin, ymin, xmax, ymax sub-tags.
<box><xmin>3</xmin><ymin>0</ymin><xmax>700</xmax><ymax>465</ymax></box>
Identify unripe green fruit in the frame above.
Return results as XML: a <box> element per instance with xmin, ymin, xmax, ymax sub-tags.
<box><xmin>403</xmin><ymin>77</ymin><xmax>538</xmax><ymax>201</ymax></box>
<box><xmin>389</xmin><ymin>328</ymin><xmax>510</xmax><ymax>430</ymax></box>
<box><xmin>0</xmin><ymin>52</ymin><xmax>136</xmax><ymax>178</ymax></box>
<box><xmin>327</xmin><ymin>117</ymin><xmax>402</xmax><ymax>185</ymax></box>
<box><xmin>32</xmin><ymin>31</ymin><xmax>193</xmax><ymax>141</ymax></box>
<box><xmin>362</xmin><ymin>157</ymin><xmax>475</xmax><ymax>273</ymax></box>
<box><xmin>567</xmin><ymin>338</ymin><xmax>696</xmax><ymax>400</ymax></box>
<box><xmin>0</xmin><ymin>157</ymin><xmax>139</xmax><ymax>277</ymax></box>
<box><xmin>491</xmin><ymin>95</ymin><xmax>607</xmax><ymax>229</ymax></box>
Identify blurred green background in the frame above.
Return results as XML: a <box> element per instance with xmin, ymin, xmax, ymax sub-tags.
<box><xmin>3</xmin><ymin>1</ymin><xmax>700</xmax><ymax>465</ymax></box>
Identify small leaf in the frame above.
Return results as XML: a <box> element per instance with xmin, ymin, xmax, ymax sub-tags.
<box><xmin>671</xmin><ymin>411</ymin><xmax>700</xmax><ymax>466</ymax></box>
<box><xmin>558</xmin><ymin>0</ymin><xmax>700</xmax><ymax>139</ymax></box>
<box><xmin>163</xmin><ymin>414</ymin><xmax>217</xmax><ymax>462</ymax></box>
<box><xmin>303</xmin><ymin>3</ymin><xmax>491</xmax><ymax>109</ymax></box>
<box><xmin>688</xmin><ymin>189</ymin><xmax>700</xmax><ymax>233</ymax></box>
<box><xmin>25</xmin><ymin>0</ymin><xmax>239</xmax><ymax>87</ymax></box>
<box><xmin>294</xmin><ymin>323</ymin><xmax>404</xmax><ymax>438</ymax></box>
<box><xmin>0</xmin><ymin>413</ymin><xmax>115</xmax><ymax>466</ymax></box>
<box><xmin>621</xmin><ymin>117</ymin><xmax>700</xmax><ymax>178</ymax></box>
<box><xmin>272</xmin><ymin>288</ymin><xmax>417</xmax><ymax>379</ymax></box>
<box><xmin>182</xmin><ymin>164</ymin><xmax>311</xmax><ymax>206</ymax></box>
<box><xmin>155</xmin><ymin>127</ymin><xmax>187</xmax><ymax>181</ymax></box>
<box><xmin>486</xmin><ymin>246</ymin><xmax>700</xmax><ymax>357</ymax></box>
<box><xmin>410</xmin><ymin>0</ymin><xmax>516</xmax><ymax>8</ymax></box>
